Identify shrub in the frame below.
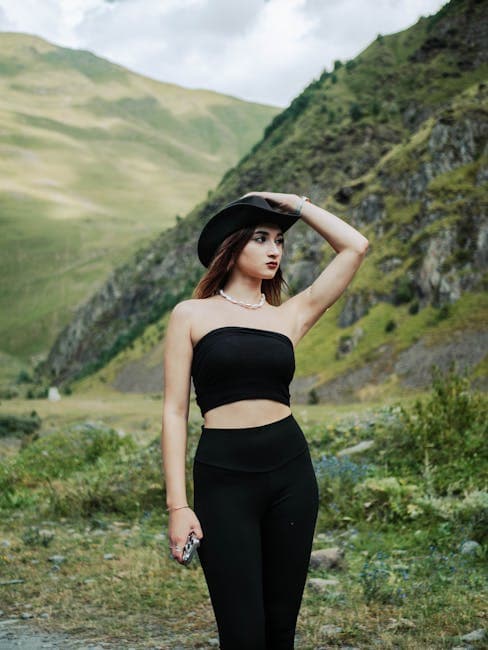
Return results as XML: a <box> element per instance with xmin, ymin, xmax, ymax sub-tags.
<box><xmin>349</xmin><ymin>102</ymin><xmax>363</xmax><ymax>121</ymax></box>
<box><xmin>42</xmin><ymin>443</ymin><xmax>164</xmax><ymax>518</ymax></box>
<box><xmin>374</xmin><ymin>362</ymin><xmax>487</xmax><ymax>491</ymax></box>
<box><xmin>0</xmin><ymin>424</ymin><xmax>137</xmax><ymax>503</ymax></box>
<box><xmin>359</xmin><ymin>552</ymin><xmax>408</xmax><ymax>604</ymax></box>
<box><xmin>414</xmin><ymin>490</ymin><xmax>488</xmax><ymax>543</ymax></box>
<box><xmin>354</xmin><ymin>476</ymin><xmax>420</xmax><ymax>523</ymax></box>
<box><xmin>308</xmin><ymin>388</ymin><xmax>319</xmax><ymax>404</ymax></box>
<box><xmin>370</xmin><ymin>100</ymin><xmax>381</xmax><ymax>116</ymax></box>
<box><xmin>15</xmin><ymin>370</ymin><xmax>33</xmax><ymax>384</ymax></box>
<box><xmin>315</xmin><ymin>455</ymin><xmax>371</xmax><ymax>527</ymax></box>
<box><xmin>0</xmin><ymin>412</ymin><xmax>41</xmax><ymax>439</ymax></box>
<box><xmin>432</xmin><ymin>303</ymin><xmax>451</xmax><ymax>322</ymax></box>
<box><xmin>392</xmin><ymin>276</ymin><xmax>415</xmax><ymax>305</ymax></box>
<box><xmin>409</xmin><ymin>300</ymin><xmax>420</xmax><ymax>314</ymax></box>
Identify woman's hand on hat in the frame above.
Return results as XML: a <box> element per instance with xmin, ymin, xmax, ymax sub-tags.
<box><xmin>240</xmin><ymin>191</ymin><xmax>300</xmax><ymax>214</ymax></box>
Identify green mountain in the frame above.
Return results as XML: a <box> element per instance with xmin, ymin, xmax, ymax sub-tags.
<box><xmin>37</xmin><ymin>0</ymin><xmax>488</xmax><ymax>403</ymax></box>
<box><xmin>0</xmin><ymin>32</ymin><xmax>280</xmax><ymax>361</ymax></box>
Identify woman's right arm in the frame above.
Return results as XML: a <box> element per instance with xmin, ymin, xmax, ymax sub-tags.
<box><xmin>161</xmin><ymin>301</ymin><xmax>203</xmax><ymax>562</ymax></box>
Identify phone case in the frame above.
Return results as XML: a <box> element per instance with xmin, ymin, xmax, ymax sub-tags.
<box><xmin>181</xmin><ymin>531</ymin><xmax>200</xmax><ymax>565</ymax></box>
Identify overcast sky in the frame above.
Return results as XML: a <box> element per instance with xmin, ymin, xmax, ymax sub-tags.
<box><xmin>0</xmin><ymin>0</ymin><xmax>449</xmax><ymax>107</ymax></box>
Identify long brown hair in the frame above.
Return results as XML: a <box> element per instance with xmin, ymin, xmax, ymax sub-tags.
<box><xmin>192</xmin><ymin>224</ymin><xmax>291</xmax><ymax>306</ymax></box>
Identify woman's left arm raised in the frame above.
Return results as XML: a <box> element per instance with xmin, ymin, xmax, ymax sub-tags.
<box><xmin>283</xmin><ymin>195</ymin><xmax>370</xmax><ymax>340</ymax></box>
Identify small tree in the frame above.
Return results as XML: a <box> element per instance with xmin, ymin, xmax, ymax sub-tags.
<box><xmin>349</xmin><ymin>102</ymin><xmax>363</xmax><ymax>121</ymax></box>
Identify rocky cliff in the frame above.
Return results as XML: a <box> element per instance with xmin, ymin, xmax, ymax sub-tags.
<box><xmin>38</xmin><ymin>0</ymin><xmax>488</xmax><ymax>399</ymax></box>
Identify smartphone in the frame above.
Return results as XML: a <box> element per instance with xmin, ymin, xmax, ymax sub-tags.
<box><xmin>181</xmin><ymin>531</ymin><xmax>200</xmax><ymax>565</ymax></box>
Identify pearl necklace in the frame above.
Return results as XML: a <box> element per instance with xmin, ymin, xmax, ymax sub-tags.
<box><xmin>219</xmin><ymin>288</ymin><xmax>266</xmax><ymax>309</ymax></box>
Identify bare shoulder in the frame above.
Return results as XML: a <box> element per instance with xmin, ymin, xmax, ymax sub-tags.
<box><xmin>169</xmin><ymin>298</ymin><xmax>215</xmax><ymax>336</ymax></box>
<box><xmin>170</xmin><ymin>298</ymin><xmax>200</xmax><ymax>319</ymax></box>
<box><xmin>171</xmin><ymin>298</ymin><xmax>214</xmax><ymax>320</ymax></box>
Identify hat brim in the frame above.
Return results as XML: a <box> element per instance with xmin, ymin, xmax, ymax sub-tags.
<box><xmin>197</xmin><ymin>198</ymin><xmax>300</xmax><ymax>268</ymax></box>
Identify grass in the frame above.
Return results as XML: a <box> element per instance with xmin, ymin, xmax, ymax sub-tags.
<box><xmin>0</xmin><ymin>32</ymin><xmax>280</xmax><ymax>361</ymax></box>
<box><xmin>0</xmin><ymin>365</ymin><xmax>486</xmax><ymax>648</ymax></box>
<box><xmin>293</xmin><ymin>289</ymin><xmax>488</xmax><ymax>388</ymax></box>
<box><xmin>1</xmin><ymin>511</ymin><xmax>484</xmax><ymax>648</ymax></box>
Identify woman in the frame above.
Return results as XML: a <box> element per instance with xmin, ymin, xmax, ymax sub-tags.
<box><xmin>162</xmin><ymin>191</ymin><xmax>369</xmax><ymax>649</ymax></box>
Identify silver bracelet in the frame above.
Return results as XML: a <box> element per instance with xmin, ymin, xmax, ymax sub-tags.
<box><xmin>294</xmin><ymin>195</ymin><xmax>310</xmax><ymax>216</ymax></box>
<box><xmin>167</xmin><ymin>504</ymin><xmax>190</xmax><ymax>513</ymax></box>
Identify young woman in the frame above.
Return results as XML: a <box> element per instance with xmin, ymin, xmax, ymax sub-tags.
<box><xmin>162</xmin><ymin>191</ymin><xmax>369</xmax><ymax>649</ymax></box>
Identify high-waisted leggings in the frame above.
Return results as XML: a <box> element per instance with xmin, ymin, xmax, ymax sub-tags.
<box><xmin>192</xmin><ymin>413</ymin><xmax>319</xmax><ymax>650</ymax></box>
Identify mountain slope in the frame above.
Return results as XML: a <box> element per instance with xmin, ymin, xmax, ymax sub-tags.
<box><xmin>37</xmin><ymin>0</ymin><xmax>487</xmax><ymax>402</ymax></box>
<box><xmin>0</xmin><ymin>32</ymin><xmax>280</xmax><ymax>360</ymax></box>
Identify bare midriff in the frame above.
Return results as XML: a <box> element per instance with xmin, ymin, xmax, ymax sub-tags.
<box><xmin>203</xmin><ymin>399</ymin><xmax>292</xmax><ymax>428</ymax></box>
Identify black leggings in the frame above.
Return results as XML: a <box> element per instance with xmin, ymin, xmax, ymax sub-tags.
<box><xmin>192</xmin><ymin>413</ymin><xmax>319</xmax><ymax>650</ymax></box>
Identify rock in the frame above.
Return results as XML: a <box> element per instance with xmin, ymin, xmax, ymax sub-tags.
<box><xmin>460</xmin><ymin>629</ymin><xmax>485</xmax><ymax>642</ymax></box>
<box><xmin>48</xmin><ymin>386</ymin><xmax>61</xmax><ymax>401</ymax></box>
<box><xmin>319</xmin><ymin>624</ymin><xmax>343</xmax><ymax>638</ymax></box>
<box><xmin>337</xmin><ymin>440</ymin><xmax>374</xmax><ymax>457</ymax></box>
<box><xmin>417</xmin><ymin>229</ymin><xmax>461</xmax><ymax>304</ymax></box>
<box><xmin>378</xmin><ymin>256</ymin><xmax>403</xmax><ymax>273</ymax></box>
<box><xmin>307</xmin><ymin>578</ymin><xmax>340</xmax><ymax>593</ymax></box>
<box><xmin>350</xmin><ymin>193</ymin><xmax>386</xmax><ymax>231</ymax></box>
<box><xmin>48</xmin><ymin>555</ymin><xmax>66</xmax><ymax>563</ymax></box>
<box><xmin>459</xmin><ymin>540</ymin><xmax>481</xmax><ymax>556</ymax></box>
<box><xmin>310</xmin><ymin>547</ymin><xmax>345</xmax><ymax>570</ymax></box>
<box><xmin>338</xmin><ymin>291</ymin><xmax>371</xmax><ymax>327</ymax></box>
<box><xmin>394</xmin><ymin>331</ymin><xmax>488</xmax><ymax>389</ymax></box>
<box><xmin>316</xmin><ymin>532</ymin><xmax>334</xmax><ymax>542</ymax></box>
<box><xmin>103</xmin><ymin>553</ymin><xmax>115</xmax><ymax>560</ymax></box>
<box><xmin>336</xmin><ymin>327</ymin><xmax>365</xmax><ymax>357</ymax></box>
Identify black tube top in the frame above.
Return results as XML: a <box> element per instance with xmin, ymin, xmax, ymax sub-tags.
<box><xmin>190</xmin><ymin>326</ymin><xmax>295</xmax><ymax>417</ymax></box>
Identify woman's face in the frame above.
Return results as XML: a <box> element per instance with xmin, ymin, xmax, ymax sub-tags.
<box><xmin>234</xmin><ymin>222</ymin><xmax>284</xmax><ymax>278</ymax></box>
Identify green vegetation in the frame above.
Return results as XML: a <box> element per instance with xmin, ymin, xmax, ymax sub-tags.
<box><xmin>2</xmin><ymin>0</ymin><xmax>487</xmax><ymax>397</ymax></box>
<box><xmin>0</xmin><ymin>366</ymin><xmax>486</xmax><ymax>647</ymax></box>
<box><xmin>293</xmin><ymin>290</ymin><xmax>488</xmax><ymax>387</ymax></box>
<box><xmin>0</xmin><ymin>32</ymin><xmax>280</xmax><ymax>360</ymax></box>
<box><xmin>0</xmin><ymin>412</ymin><xmax>41</xmax><ymax>439</ymax></box>
<box><xmin>373</xmin><ymin>364</ymin><xmax>487</xmax><ymax>492</ymax></box>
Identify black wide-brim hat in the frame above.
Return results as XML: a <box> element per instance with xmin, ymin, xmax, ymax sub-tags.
<box><xmin>197</xmin><ymin>195</ymin><xmax>301</xmax><ymax>268</ymax></box>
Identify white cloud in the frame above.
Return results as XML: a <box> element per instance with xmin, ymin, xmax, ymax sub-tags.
<box><xmin>0</xmin><ymin>0</ymin><xmax>449</xmax><ymax>106</ymax></box>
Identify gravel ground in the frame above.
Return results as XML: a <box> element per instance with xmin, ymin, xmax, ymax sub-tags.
<box><xmin>0</xmin><ymin>619</ymin><xmax>116</xmax><ymax>650</ymax></box>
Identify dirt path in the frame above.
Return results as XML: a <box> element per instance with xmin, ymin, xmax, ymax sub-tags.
<box><xmin>0</xmin><ymin>619</ymin><xmax>117</xmax><ymax>650</ymax></box>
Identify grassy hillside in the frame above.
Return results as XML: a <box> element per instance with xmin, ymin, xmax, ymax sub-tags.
<box><xmin>0</xmin><ymin>0</ymin><xmax>484</xmax><ymax>406</ymax></box>
<box><xmin>0</xmin><ymin>32</ymin><xmax>280</xmax><ymax>360</ymax></box>
<box><xmin>21</xmin><ymin>0</ymin><xmax>486</xmax><ymax>404</ymax></box>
